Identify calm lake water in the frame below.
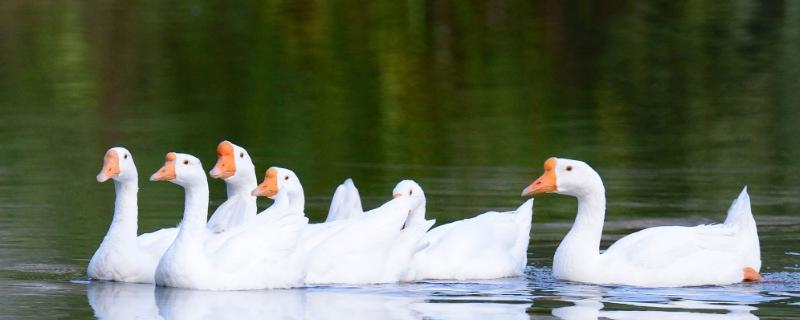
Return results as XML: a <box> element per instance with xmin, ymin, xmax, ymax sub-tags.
<box><xmin>1</xmin><ymin>1</ymin><xmax>800</xmax><ymax>319</ymax></box>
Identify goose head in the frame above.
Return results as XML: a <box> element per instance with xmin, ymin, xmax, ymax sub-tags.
<box><xmin>251</xmin><ymin>167</ymin><xmax>303</xmax><ymax>199</ymax></box>
<box><xmin>392</xmin><ymin>180</ymin><xmax>425</xmax><ymax>199</ymax></box>
<box><xmin>521</xmin><ymin>157</ymin><xmax>604</xmax><ymax>198</ymax></box>
<box><xmin>208</xmin><ymin>140</ymin><xmax>255</xmax><ymax>183</ymax></box>
<box><xmin>150</xmin><ymin>152</ymin><xmax>206</xmax><ymax>187</ymax></box>
<box><xmin>97</xmin><ymin>147</ymin><xmax>137</xmax><ymax>183</ymax></box>
<box><xmin>391</xmin><ymin>179</ymin><xmax>428</xmax><ymax>227</ymax></box>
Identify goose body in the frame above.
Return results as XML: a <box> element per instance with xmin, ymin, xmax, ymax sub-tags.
<box><xmin>296</xmin><ymin>178</ymin><xmax>366</xmax><ymax>254</ymax></box>
<box><xmin>87</xmin><ymin>147</ymin><xmax>178</xmax><ymax>284</ymax></box>
<box><xmin>392</xmin><ymin>181</ymin><xmax>534</xmax><ymax>280</ymax></box>
<box><xmin>304</xmin><ymin>195</ymin><xmax>430</xmax><ymax>284</ymax></box>
<box><xmin>153</xmin><ymin>153</ymin><xmax>307</xmax><ymax>290</ymax></box>
<box><xmin>407</xmin><ymin>202</ymin><xmax>533</xmax><ymax>280</ymax></box>
<box><xmin>522</xmin><ymin>157</ymin><xmax>761</xmax><ymax>287</ymax></box>
<box><xmin>252</xmin><ymin>168</ymin><xmax>431</xmax><ymax>284</ymax></box>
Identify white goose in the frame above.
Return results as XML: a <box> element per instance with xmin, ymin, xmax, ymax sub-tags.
<box><xmin>250</xmin><ymin>167</ymin><xmax>358</xmax><ymax>247</ymax></box>
<box><xmin>392</xmin><ymin>180</ymin><xmax>534</xmax><ymax>280</ymax></box>
<box><xmin>151</xmin><ymin>153</ymin><xmax>307</xmax><ymax>290</ymax></box>
<box><xmin>251</xmin><ymin>167</ymin><xmax>431</xmax><ymax>284</ymax></box>
<box><xmin>206</xmin><ymin>140</ymin><xmax>257</xmax><ymax>233</ymax></box>
<box><xmin>87</xmin><ymin>147</ymin><xmax>178</xmax><ymax>284</ymax></box>
<box><xmin>522</xmin><ymin>157</ymin><xmax>762</xmax><ymax>287</ymax></box>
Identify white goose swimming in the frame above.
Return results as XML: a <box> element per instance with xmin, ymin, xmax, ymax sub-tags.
<box><xmin>151</xmin><ymin>153</ymin><xmax>307</xmax><ymax>290</ymax></box>
<box><xmin>392</xmin><ymin>180</ymin><xmax>534</xmax><ymax>280</ymax></box>
<box><xmin>206</xmin><ymin>140</ymin><xmax>257</xmax><ymax>233</ymax></box>
<box><xmin>521</xmin><ymin>157</ymin><xmax>762</xmax><ymax>287</ymax></box>
<box><xmin>251</xmin><ymin>167</ymin><xmax>431</xmax><ymax>284</ymax></box>
<box><xmin>250</xmin><ymin>167</ymin><xmax>346</xmax><ymax>256</ymax></box>
<box><xmin>87</xmin><ymin>147</ymin><xmax>178</xmax><ymax>284</ymax></box>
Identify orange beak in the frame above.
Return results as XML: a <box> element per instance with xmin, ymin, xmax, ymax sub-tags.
<box><xmin>150</xmin><ymin>152</ymin><xmax>177</xmax><ymax>181</ymax></box>
<box><xmin>251</xmin><ymin>167</ymin><xmax>279</xmax><ymax>197</ymax></box>
<box><xmin>393</xmin><ymin>193</ymin><xmax>402</xmax><ymax>199</ymax></box>
<box><xmin>97</xmin><ymin>150</ymin><xmax>121</xmax><ymax>182</ymax></box>
<box><xmin>521</xmin><ymin>157</ymin><xmax>558</xmax><ymax>196</ymax></box>
<box><xmin>209</xmin><ymin>140</ymin><xmax>236</xmax><ymax>179</ymax></box>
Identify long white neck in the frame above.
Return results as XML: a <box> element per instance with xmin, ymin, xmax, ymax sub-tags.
<box><xmin>288</xmin><ymin>187</ymin><xmax>305</xmax><ymax>214</ymax></box>
<box><xmin>177</xmin><ymin>179</ymin><xmax>210</xmax><ymax>239</ymax></box>
<box><xmin>226</xmin><ymin>169</ymin><xmax>257</xmax><ymax>199</ymax></box>
<box><xmin>553</xmin><ymin>189</ymin><xmax>606</xmax><ymax>278</ymax></box>
<box><xmin>404</xmin><ymin>200</ymin><xmax>427</xmax><ymax>229</ymax></box>
<box><xmin>261</xmin><ymin>191</ymin><xmax>290</xmax><ymax>215</ymax></box>
<box><xmin>105</xmin><ymin>178</ymin><xmax>139</xmax><ymax>241</ymax></box>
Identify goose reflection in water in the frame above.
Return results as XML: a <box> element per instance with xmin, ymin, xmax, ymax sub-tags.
<box><xmin>87</xmin><ymin>281</ymin><xmax>159</xmax><ymax>320</ymax></box>
<box><xmin>550</xmin><ymin>283</ymin><xmax>760</xmax><ymax>320</ymax></box>
<box><xmin>87</xmin><ymin>281</ymin><xmax>531</xmax><ymax>320</ymax></box>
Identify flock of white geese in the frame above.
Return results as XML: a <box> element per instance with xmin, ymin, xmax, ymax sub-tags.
<box><xmin>88</xmin><ymin>141</ymin><xmax>762</xmax><ymax>290</ymax></box>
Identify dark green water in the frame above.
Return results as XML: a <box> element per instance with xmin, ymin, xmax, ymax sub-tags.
<box><xmin>1</xmin><ymin>1</ymin><xmax>799</xmax><ymax>319</ymax></box>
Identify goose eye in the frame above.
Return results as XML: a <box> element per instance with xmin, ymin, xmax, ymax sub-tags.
<box><xmin>409</xmin><ymin>190</ymin><xmax>413</xmax><ymax>195</ymax></box>
<box><xmin>284</xmin><ymin>176</ymin><xmax>289</xmax><ymax>181</ymax></box>
<box><xmin>239</xmin><ymin>152</ymin><xmax>244</xmax><ymax>158</ymax></box>
<box><xmin>566</xmin><ymin>165</ymin><xmax>573</xmax><ymax>172</ymax></box>
<box><xmin>183</xmin><ymin>160</ymin><xmax>189</xmax><ymax>165</ymax></box>
<box><xmin>124</xmin><ymin>154</ymin><xmax>128</xmax><ymax>159</ymax></box>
